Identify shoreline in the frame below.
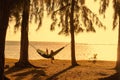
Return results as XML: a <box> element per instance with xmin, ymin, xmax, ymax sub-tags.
<box><xmin>5</xmin><ymin>58</ymin><xmax>116</xmax><ymax>62</ymax></box>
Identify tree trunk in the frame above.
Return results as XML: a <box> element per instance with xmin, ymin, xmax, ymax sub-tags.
<box><xmin>116</xmin><ymin>15</ymin><xmax>120</xmax><ymax>71</ymax></box>
<box><xmin>70</xmin><ymin>0</ymin><xmax>78</xmax><ymax>66</ymax></box>
<box><xmin>0</xmin><ymin>0</ymin><xmax>10</xmax><ymax>79</ymax></box>
<box><xmin>15</xmin><ymin>0</ymin><xmax>31</xmax><ymax>67</ymax></box>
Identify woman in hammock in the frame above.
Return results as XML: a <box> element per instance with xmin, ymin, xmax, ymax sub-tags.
<box><xmin>45</xmin><ymin>48</ymin><xmax>54</xmax><ymax>63</ymax></box>
<box><xmin>31</xmin><ymin>43</ymin><xmax>69</xmax><ymax>63</ymax></box>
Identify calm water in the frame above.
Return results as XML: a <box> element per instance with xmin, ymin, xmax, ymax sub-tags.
<box><xmin>5</xmin><ymin>41</ymin><xmax>117</xmax><ymax>61</ymax></box>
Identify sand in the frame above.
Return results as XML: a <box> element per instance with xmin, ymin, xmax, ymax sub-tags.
<box><xmin>5</xmin><ymin>58</ymin><xmax>116</xmax><ymax>80</ymax></box>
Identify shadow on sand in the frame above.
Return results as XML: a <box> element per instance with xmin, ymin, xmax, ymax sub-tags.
<box><xmin>99</xmin><ymin>72</ymin><xmax>120</xmax><ymax>80</ymax></box>
<box><xmin>46</xmin><ymin>65</ymin><xmax>79</xmax><ymax>80</ymax></box>
<box><xmin>5</xmin><ymin>66</ymin><xmax>46</xmax><ymax>80</ymax></box>
<box><xmin>5</xmin><ymin>64</ymin><xmax>79</xmax><ymax>80</ymax></box>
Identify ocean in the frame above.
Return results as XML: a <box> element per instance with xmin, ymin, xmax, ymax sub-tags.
<box><xmin>5</xmin><ymin>41</ymin><xmax>117</xmax><ymax>61</ymax></box>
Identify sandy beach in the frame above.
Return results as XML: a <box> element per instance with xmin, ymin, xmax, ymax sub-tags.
<box><xmin>5</xmin><ymin>58</ymin><xmax>116</xmax><ymax>80</ymax></box>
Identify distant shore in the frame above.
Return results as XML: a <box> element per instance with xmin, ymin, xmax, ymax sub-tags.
<box><xmin>5</xmin><ymin>58</ymin><xmax>116</xmax><ymax>80</ymax></box>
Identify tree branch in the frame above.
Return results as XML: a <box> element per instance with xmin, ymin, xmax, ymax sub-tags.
<box><xmin>53</xmin><ymin>3</ymin><xmax>71</xmax><ymax>13</ymax></box>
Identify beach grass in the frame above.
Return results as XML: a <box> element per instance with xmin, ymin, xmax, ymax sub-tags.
<box><xmin>5</xmin><ymin>58</ymin><xmax>116</xmax><ymax>80</ymax></box>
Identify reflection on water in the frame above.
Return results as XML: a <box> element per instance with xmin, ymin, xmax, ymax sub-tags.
<box><xmin>5</xmin><ymin>41</ymin><xmax>117</xmax><ymax>61</ymax></box>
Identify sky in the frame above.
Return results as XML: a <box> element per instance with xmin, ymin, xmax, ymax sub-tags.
<box><xmin>6</xmin><ymin>0</ymin><xmax>118</xmax><ymax>44</ymax></box>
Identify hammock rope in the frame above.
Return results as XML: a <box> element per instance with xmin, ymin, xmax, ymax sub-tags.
<box><xmin>29</xmin><ymin>43</ymin><xmax>69</xmax><ymax>59</ymax></box>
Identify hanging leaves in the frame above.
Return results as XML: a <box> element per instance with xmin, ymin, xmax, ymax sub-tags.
<box><xmin>113</xmin><ymin>0</ymin><xmax>120</xmax><ymax>29</ymax></box>
<box><xmin>99</xmin><ymin>0</ymin><xmax>109</xmax><ymax>18</ymax></box>
<box><xmin>45</xmin><ymin>0</ymin><xmax>105</xmax><ymax>35</ymax></box>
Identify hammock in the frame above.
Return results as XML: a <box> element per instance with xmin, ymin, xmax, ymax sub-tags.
<box><xmin>30</xmin><ymin>43</ymin><xmax>69</xmax><ymax>60</ymax></box>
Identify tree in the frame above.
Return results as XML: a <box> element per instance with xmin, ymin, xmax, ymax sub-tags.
<box><xmin>0</xmin><ymin>0</ymin><xmax>9</xmax><ymax>79</ymax></box>
<box><xmin>8</xmin><ymin>0</ymin><xmax>31</xmax><ymax>67</ymax></box>
<box><xmin>0</xmin><ymin>0</ymin><xmax>15</xmax><ymax>79</ymax></box>
<box><xmin>70</xmin><ymin>0</ymin><xmax>78</xmax><ymax>66</ymax></box>
<box><xmin>113</xmin><ymin>0</ymin><xmax>120</xmax><ymax>71</ymax></box>
<box><xmin>97</xmin><ymin>0</ymin><xmax>120</xmax><ymax>71</ymax></box>
<box><xmin>6</xmin><ymin>0</ymin><xmax>45</xmax><ymax>67</ymax></box>
<box><xmin>15</xmin><ymin>0</ymin><xmax>32</xmax><ymax>67</ymax></box>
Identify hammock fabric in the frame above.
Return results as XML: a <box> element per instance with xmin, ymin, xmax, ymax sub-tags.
<box><xmin>30</xmin><ymin>43</ymin><xmax>69</xmax><ymax>60</ymax></box>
